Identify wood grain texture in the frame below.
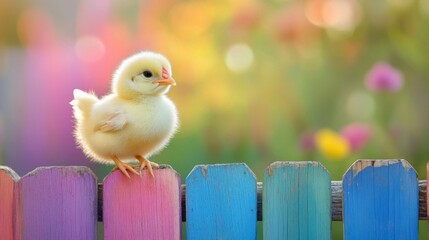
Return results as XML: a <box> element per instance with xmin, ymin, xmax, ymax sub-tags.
<box><xmin>180</xmin><ymin>180</ymin><xmax>427</xmax><ymax>222</ymax></box>
<box><xmin>419</xmin><ymin>180</ymin><xmax>427</xmax><ymax>220</ymax></box>
<box><xmin>0</xmin><ymin>166</ymin><xmax>19</xmax><ymax>240</ymax></box>
<box><xmin>263</xmin><ymin>161</ymin><xmax>331</xmax><ymax>240</ymax></box>
<box><xmin>343</xmin><ymin>159</ymin><xmax>418</xmax><ymax>240</ymax></box>
<box><xmin>17</xmin><ymin>166</ymin><xmax>97</xmax><ymax>240</ymax></box>
<box><xmin>103</xmin><ymin>166</ymin><xmax>181</xmax><ymax>240</ymax></box>
<box><xmin>186</xmin><ymin>163</ymin><xmax>257</xmax><ymax>240</ymax></box>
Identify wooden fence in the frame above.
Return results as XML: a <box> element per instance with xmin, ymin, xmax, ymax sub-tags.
<box><xmin>0</xmin><ymin>159</ymin><xmax>427</xmax><ymax>239</ymax></box>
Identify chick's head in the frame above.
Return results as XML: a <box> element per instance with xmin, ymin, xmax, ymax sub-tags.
<box><xmin>112</xmin><ymin>51</ymin><xmax>176</xmax><ymax>99</ymax></box>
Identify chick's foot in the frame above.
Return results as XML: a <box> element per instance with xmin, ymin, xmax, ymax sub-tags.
<box><xmin>112</xmin><ymin>156</ymin><xmax>140</xmax><ymax>178</ymax></box>
<box><xmin>135</xmin><ymin>155</ymin><xmax>159</xmax><ymax>177</ymax></box>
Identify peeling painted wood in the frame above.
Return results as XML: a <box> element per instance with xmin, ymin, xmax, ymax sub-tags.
<box><xmin>18</xmin><ymin>166</ymin><xmax>97</xmax><ymax>240</ymax></box>
<box><xmin>263</xmin><ymin>161</ymin><xmax>331</xmax><ymax>239</ymax></box>
<box><xmin>1</xmin><ymin>161</ymin><xmax>426</xmax><ymax>236</ymax></box>
<box><xmin>0</xmin><ymin>166</ymin><xmax>19</xmax><ymax>240</ymax></box>
<box><xmin>427</xmin><ymin>162</ymin><xmax>429</xmax><ymax>227</ymax></box>
<box><xmin>343</xmin><ymin>159</ymin><xmax>418</xmax><ymax>239</ymax></box>
<box><xmin>103</xmin><ymin>165</ymin><xmax>181</xmax><ymax>240</ymax></box>
<box><xmin>100</xmin><ymin>182</ymin><xmax>427</xmax><ymax>223</ymax></box>
<box><xmin>186</xmin><ymin>163</ymin><xmax>257</xmax><ymax>239</ymax></box>
<box><xmin>99</xmin><ymin>181</ymin><xmax>427</xmax><ymax>222</ymax></box>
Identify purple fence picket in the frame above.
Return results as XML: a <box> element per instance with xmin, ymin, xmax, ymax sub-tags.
<box><xmin>103</xmin><ymin>166</ymin><xmax>181</xmax><ymax>240</ymax></box>
<box><xmin>0</xmin><ymin>166</ymin><xmax>19</xmax><ymax>240</ymax></box>
<box><xmin>17</xmin><ymin>166</ymin><xmax>97</xmax><ymax>240</ymax></box>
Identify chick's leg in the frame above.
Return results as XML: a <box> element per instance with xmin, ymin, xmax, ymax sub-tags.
<box><xmin>112</xmin><ymin>156</ymin><xmax>140</xmax><ymax>178</ymax></box>
<box><xmin>135</xmin><ymin>155</ymin><xmax>159</xmax><ymax>177</ymax></box>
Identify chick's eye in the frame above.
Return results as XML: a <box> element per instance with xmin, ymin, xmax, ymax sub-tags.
<box><xmin>142</xmin><ymin>71</ymin><xmax>153</xmax><ymax>78</ymax></box>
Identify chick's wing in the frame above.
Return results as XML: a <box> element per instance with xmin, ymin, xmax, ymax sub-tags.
<box><xmin>94</xmin><ymin>111</ymin><xmax>127</xmax><ymax>132</ymax></box>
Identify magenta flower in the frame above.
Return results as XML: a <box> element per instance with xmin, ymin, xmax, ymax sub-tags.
<box><xmin>341</xmin><ymin>123</ymin><xmax>372</xmax><ymax>152</ymax></box>
<box><xmin>299</xmin><ymin>131</ymin><xmax>316</xmax><ymax>152</ymax></box>
<box><xmin>365</xmin><ymin>62</ymin><xmax>403</xmax><ymax>92</ymax></box>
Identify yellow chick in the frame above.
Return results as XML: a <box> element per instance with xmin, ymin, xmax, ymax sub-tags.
<box><xmin>71</xmin><ymin>51</ymin><xmax>178</xmax><ymax>178</ymax></box>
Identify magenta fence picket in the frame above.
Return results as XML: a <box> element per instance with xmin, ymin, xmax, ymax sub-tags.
<box><xmin>17</xmin><ymin>166</ymin><xmax>97</xmax><ymax>240</ymax></box>
<box><xmin>0</xmin><ymin>167</ymin><xmax>19</xmax><ymax>240</ymax></box>
<box><xmin>103</xmin><ymin>165</ymin><xmax>181</xmax><ymax>240</ymax></box>
<box><xmin>0</xmin><ymin>159</ymin><xmax>428</xmax><ymax>239</ymax></box>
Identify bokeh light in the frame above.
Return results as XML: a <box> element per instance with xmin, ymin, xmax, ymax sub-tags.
<box><xmin>305</xmin><ymin>0</ymin><xmax>361</xmax><ymax>31</ymax></box>
<box><xmin>346</xmin><ymin>91</ymin><xmax>375</xmax><ymax>119</ymax></box>
<box><xmin>75</xmin><ymin>35</ymin><xmax>105</xmax><ymax>62</ymax></box>
<box><xmin>225</xmin><ymin>43</ymin><xmax>253</xmax><ymax>73</ymax></box>
<box><xmin>225</xmin><ymin>43</ymin><xmax>254</xmax><ymax>73</ymax></box>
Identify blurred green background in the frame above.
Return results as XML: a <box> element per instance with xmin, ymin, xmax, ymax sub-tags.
<box><xmin>1</xmin><ymin>0</ymin><xmax>429</xmax><ymax>238</ymax></box>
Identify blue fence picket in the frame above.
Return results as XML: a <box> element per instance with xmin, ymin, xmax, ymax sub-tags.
<box><xmin>343</xmin><ymin>159</ymin><xmax>418</xmax><ymax>239</ymax></box>
<box><xmin>263</xmin><ymin>161</ymin><xmax>331</xmax><ymax>240</ymax></box>
<box><xmin>186</xmin><ymin>163</ymin><xmax>257</xmax><ymax>240</ymax></box>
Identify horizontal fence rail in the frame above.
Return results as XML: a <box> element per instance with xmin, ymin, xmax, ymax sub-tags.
<box><xmin>1</xmin><ymin>159</ymin><xmax>428</xmax><ymax>240</ymax></box>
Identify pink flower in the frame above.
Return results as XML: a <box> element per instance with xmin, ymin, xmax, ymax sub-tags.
<box><xmin>365</xmin><ymin>62</ymin><xmax>403</xmax><ymax>92</ymax></box>
<box><xmin>341</xmin><ymin>123</ymin><xmax>372</xmax><ymax>152</ymax></box>
<box><xmin>299</xmin><ymin>131</ymin><xmax>316</xmax><ymax>152</ymax></box>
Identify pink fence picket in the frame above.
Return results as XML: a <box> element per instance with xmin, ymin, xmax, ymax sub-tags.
<box><xmin>0</xmin><ymin>166</ymin><xmax>19</xmax><ymax>240</ymax></box>
<box><xmin>103</xmin><ymin>166</ymin><xmax>181</xmax><ymax>240</ymax></box>
<box><xmin>17</xmin><ymin>166</ymin><xmax>97</xmax><ymax>240</ymax></box>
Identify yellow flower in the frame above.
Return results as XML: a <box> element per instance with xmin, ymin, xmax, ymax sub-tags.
<box><xmin>315</xmin><ymin>129</ymin><xmax>350</xmax><ymax>160</ymax></box>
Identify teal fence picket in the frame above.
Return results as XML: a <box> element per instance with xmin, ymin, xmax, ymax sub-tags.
<box><xmin>263</xmin><ymin>161</ymin><xmax>331</xmax><ymax>240</ymax></box>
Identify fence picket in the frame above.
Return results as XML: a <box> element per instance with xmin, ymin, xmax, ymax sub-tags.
<box><xmin>0</xmin><ymin>167</ymin><xmax>19</xmax><ymax>240</ymax></box>
<box><xmin>343</xmin><ymin>159</ymin><xmax>418</xmax><ymax>239</ymax></box>
<box><xmin>263</xmin><ymin>161</ymin><xmax>331</xmax><ymax>239</ymax></box>
<box><xmin>103</xmin><ymin>166</ymin><xmax>181</xmax><ymax>240</ymax></box>
<box><xmin>17</xmin><ymin>166</ymin><xmax>97</xmax><ymax>240</ymax></box>
<box><xmin>186</xmin><ymin>163</ymin><xmax>257</xmax><ymax>240</ymax></box>
<box><xmin>0</xmin><ymin>160</ymin><xmax>427</xmax><ymax>239</ymax></box>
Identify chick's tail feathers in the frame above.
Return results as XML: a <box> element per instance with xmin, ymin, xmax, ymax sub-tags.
<box><xmin>70</xmin><ymin>89</ymin><xmax>98</xmax><ymax>118</ymax></box>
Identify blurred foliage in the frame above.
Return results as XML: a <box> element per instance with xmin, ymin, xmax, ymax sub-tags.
<box><xmin>1</xmin><ymin>0</ymin><xmax>429</xmax><ymax>238</ymax></box>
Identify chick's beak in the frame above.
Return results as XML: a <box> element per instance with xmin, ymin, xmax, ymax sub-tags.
<box><xmin>153</xmin><ymin>66</ymin><xmax>176</xmax><ymax>86</ymax></box>
<box><xmin>152</xmin><ymin>77</ymin><xmax>176</xmax><ymax>86</ymax></box>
